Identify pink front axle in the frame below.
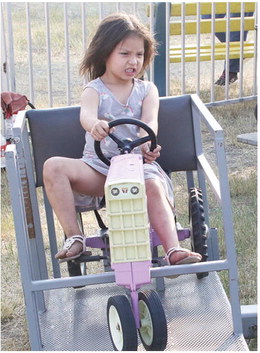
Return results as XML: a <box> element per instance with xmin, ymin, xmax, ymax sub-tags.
<box><xmin>112</xmin><ymin>260</ymin><xmax>151</xmax><ymax>328</ymax></box>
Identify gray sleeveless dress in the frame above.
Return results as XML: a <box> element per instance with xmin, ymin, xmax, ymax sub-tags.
<box><xmin>74</xmin><ymin>77</ymin><xmax>174</xmax><ymax>211</ymax></box>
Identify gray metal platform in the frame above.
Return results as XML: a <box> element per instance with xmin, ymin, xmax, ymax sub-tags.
<box><xmin>237</xmin><ymin>132</ymin><xmax>257</xmax><ymax>146</ymax></box>
<box><xmin>39</xmin><ymin>272</ymin><xmax>248</xmax><ymax>351</ymax></box>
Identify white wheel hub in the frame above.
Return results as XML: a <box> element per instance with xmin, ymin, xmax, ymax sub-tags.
<box><xmin>109</xmin><ymin>305</ymin><xmax>123</xmax><ymax>351</ymax></box>
<box><xmin>139</xmin><ymin>300</ymin><xmax>153</xmax><ymax>345</ymax></box>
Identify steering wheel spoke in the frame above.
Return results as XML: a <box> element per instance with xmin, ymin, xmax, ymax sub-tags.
<box><xmin>108</xmin><ymin>132</ymin><xmax>125</xmax><ymax>148</ymax></box>
<box><xmin>129</xmin><ymin>135</ymin><xmax>151</xmax><ymax>150</ymax></box>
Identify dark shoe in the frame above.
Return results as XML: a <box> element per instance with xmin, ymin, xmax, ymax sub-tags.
<box><xmin>215</xmin><ymin>71</ymin><xmax>238</xmax><ymax>86</ymax></box>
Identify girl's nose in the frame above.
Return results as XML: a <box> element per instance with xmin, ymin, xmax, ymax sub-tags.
<box><xmin>128</xmin><ymin>56</ymin><xmax>137</xmax><ymax>65</ymax></box>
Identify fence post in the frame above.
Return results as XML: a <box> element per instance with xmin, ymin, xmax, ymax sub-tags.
<box><xmin>5</xmin><ymin>2</ymin><xmax>16</xmax><ymax>92</ymax></box>
<box><xmin>153</xmin><ymin>2</ymin><xmax>167</xmax><ymax>96</ymax></box>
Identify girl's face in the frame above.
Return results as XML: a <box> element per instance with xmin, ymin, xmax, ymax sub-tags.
<box><xmin>104</xmin><ymin>34</ymin><xmax>145</xmax><ymax>82</ymax></box>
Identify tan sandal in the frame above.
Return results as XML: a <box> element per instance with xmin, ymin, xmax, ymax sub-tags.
<box><xmin>166</xmin><ymin>247</ymin><xmax>202</xmax><ymax>265</ymax></box>
<box><xmin>57</xmin><ymin>235</ymin><xmax>88</xmax><ymax>263</ymax></box>
<box><xmin>165</xmin><ymin>247</ymin><xmax>202</xmax><ymax>278</ymax></box>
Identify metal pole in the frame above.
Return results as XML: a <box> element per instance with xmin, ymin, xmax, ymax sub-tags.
<box><xmin>253</xmin><ymin>5</ymin><xmax>258</xmax><ymax>96</ymax></box>
<box><xmin>165</xmin><ymin>2</ymin><xmax>170</xmax><ymax>96</ymax></box>
<box><xmin>44</xmin><ymin>3</ymin><xmax>53</xmax><ymax>107</ymax></box>
<box><xmin>181</xmin><ymin>2</ymin><xmax>185</xmax><ymax>94</ymax></box>
<box><xmin>26</xmin><ymin>3</ymin><xmax>34</xmax><ymax>103</ymax></box>
<box><xmin>99</xmin><ymin>2</ymin><xmax>104</xmax><ymax>20</ymax></box>
<box><xmin>81</xmin><ymin>2</ymin><xmax>87</xmax><ymax>86</ymax></box>
<box><xmin>149</xmin><ymin>2</ymin><xmax>155</xmax><ymax>83</ymax></box>
<box><xmin>210</xmin><ymin>3</ymin><xmax>216</xmax><ymax>103</ymax></box>
<box><xmin>239</xmin><ymin>2</ymin><xmax>245</xmax><ymax>98</ymax></box>
<box><xmin>225</xmin><ymin>3</ymin><xmax>230</xmax><ymax>100</ymax></box>
<box><xmin>1</xmin><ymin>3</ymin><xmax>9</xmax><ymax>92</ymax></box>
<box><xmin>153</xmin><ymin>2</ymin><xmax>167</xmax><ymax>96</ymax></box>
<box><xmin>196</xmin><ymin>2</ymin><xmax>201</xmax><ymax>96</ymax></box>
<box><xmin>6</xmin><ymin>2</ymin><xmax>16</xmax><ymax>92</ymax></box>
<box><xmin>64</xmin><ymin>3</ymin><xmax>71</xmax><ymax>106</ymax></box>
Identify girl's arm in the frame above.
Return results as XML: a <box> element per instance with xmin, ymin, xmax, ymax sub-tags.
<box><xmin>80</xmin><ymin>88</ymin><xmax>110</xmax><ymax>140</ymax></box>
<box><xmin>140</xmin><ymin>82</ymin><xmax>160</xmax><ymax>134</ymax></box>
<box><xmin>140</xmin><ymin>82</ymin><xmax>161</xmax><ymax>163</ymax></box>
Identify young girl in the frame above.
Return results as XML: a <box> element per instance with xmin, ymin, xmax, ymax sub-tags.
<box><xmin>43</xmin><ymin>13</ymin><xmax>202</xmax><ymax>267</ymax></box>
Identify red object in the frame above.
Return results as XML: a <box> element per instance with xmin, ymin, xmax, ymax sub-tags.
<box><xmin>1</xmin><ymin>137</ymin><xmax>10</xmax><ymax>158</ymax></box>
<box><xmin>1</xmin><ymin>91</ymin><xmax>30</xmax><ymax>119</ymax></box>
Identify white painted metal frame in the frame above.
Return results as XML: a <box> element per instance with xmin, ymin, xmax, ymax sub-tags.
<box><xmin>2</xmin><ymin>2</ymin><xmax>257</xmax><ymax>109</ymax></box>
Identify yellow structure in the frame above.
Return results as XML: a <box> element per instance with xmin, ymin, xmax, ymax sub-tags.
<box><xmin>105</xmin><ymin>154</ymin><xmax>151</xmax><ymax>264</ymax></box>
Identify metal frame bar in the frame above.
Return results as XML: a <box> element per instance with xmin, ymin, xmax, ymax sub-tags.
<box><xmin>43</xmin><ymin>188</ymin><xmax>61</xmax><ymax>278</ymax></box>
<box><xmin>13</xmin><ymin>110</ymin><xmax>61</xmax><ymax>279</ymax></box>
<box><xmin>5</xmin><ymin>144</ymin><xmax>44</xmax><ymax>350</ymax></box>
<box><xmin>241</xmin><ymin>304</ymin><xmax>257</xmax><ymax>339</ymax></box>
<box><xmin>12</xmin><ymin>112</ymin><xmax>48</xmax><ymax>283</ymax></box>
<box><xmin>191</xmin><ymin>94</ymin><xmax>243</xmax><ymax>334</ymax></box>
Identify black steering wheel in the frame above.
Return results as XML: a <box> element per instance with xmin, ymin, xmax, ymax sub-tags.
<box><xmin>94</xmin><ymin>118</ymin><xmax>157</xmax><ymax>166</ymax></box>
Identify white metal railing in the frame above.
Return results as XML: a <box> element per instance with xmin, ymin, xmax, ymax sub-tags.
<box><xmin>1</xmin><ymin>2</ymin><xmax>258</xmax><ymax>109</ymax></box>
<box><xmin>160</xmin><ymin>2</ymin><xmax>257</xmax><ymax>105</ymax></box>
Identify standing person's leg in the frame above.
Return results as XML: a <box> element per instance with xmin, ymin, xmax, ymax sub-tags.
<box><xmin>200</xmin><ymin>14</ymin><xmax>234</xmax><ymax>85</ymax></box>
<box><xmin>228</xmin><ymin>12</ymin><xmax>254</xmax><ymax>73</ymax></box>
<box><xmin>216</xmin><ymin>13</ymin><xmax>240</xmax><ymax>84</ymax></box>
<box><xmin>43</xmin><ymin>157</ymin><xmax>106</xmax><ymax>260</ymax></box>
<box><xmin>215</xmin><ymin>12</ymin><xmax>254</xmax><ymax>85</ymax></box>
<box><xmin>145</xmin><ymin>179</ymin><xmax>202</xmax><ymax>265</ymax></box>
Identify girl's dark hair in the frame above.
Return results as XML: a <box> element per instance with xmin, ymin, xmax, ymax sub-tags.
<box><xmin>79</xmin><ymin>13</ymin><xmax>157</xmax><ymax>80</ymax></box>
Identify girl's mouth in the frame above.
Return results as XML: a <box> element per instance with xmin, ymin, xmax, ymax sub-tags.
<box><xmin>125</xmin><ymin>68</ymin><xmax>136</xmax><ymax>74</ymax></box>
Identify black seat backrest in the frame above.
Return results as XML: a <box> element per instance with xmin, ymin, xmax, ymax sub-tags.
<box><xmin>26</xmin><ymin>95</ymin><xmax>197</xmax><ymax>188</ymax></box>
<box><xmin>27</xmin><ymin>106</ymin><xmax>85</xmax><ymax>187</ymax></box>
<box><xmin>157</xmin><ymin>95</ymin><xmax>197</xmax><ymax>172</ymax></box>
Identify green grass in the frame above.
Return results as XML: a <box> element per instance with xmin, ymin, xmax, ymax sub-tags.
<box><xmin>1</xmin><ymin>2</ymin><xmax>258</xmax><ymax>351</ymax></box>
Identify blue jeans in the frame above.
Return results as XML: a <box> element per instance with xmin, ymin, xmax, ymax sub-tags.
<box><xmin>201</xmin><ymin>12</ymin><xmax>254</xmax><ymax>73</ymax></box>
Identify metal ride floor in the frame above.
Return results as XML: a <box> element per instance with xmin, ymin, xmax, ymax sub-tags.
<box><xmin>39</xmin><ymin>271</ymin><xmax>248</xmax><ymax>351</ymax></box>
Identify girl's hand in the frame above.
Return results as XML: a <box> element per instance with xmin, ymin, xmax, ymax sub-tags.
<box><xmin>141</xmin><ymin>143</ymin><xmax>161</xmax><ymax>163</ymax></box>
<box><xmin>90</xmin><ymin>120</ymin><xmax>110</xmax><ymax>141</ymax></box>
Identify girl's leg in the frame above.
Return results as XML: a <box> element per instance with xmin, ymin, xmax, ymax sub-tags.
<box><xmin>43</xmin><ymin>157</ymin><xmax>106</xmax><ymax>259</ymax></box>
<box><xmin>145</xmin><ymin>178</ymin><xmax>202</xmax><ymax>265</ymax></box>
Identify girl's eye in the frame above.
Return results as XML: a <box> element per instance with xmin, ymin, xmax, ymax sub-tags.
<box><xmin>138</xmin><ymin>53</ymin><xmax>144</xmax><ymax>57</ymax></box>
<box><xmin>120</xmin><ymin>52</ymin><xmax>128</xmax><ymax>55</ymax></box>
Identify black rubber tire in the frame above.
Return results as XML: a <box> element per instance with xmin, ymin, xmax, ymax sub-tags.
<box><xmin>189</xmin><ymin>187</ymin><xmax>208</xmax><ymax>279</ymax></box>
<box><xmin>107</xmin><ymin>295</ymin><xmax>138</xmax><ymax>351</ymax></box>
<box><xmin>138</xmin><ymin>290</ymin><xmax>168</xmax><ymax>351</ymax></box>
<box><xmin>67</xmin><ymin>261</ymin><xmax>86</xmax><ymax>289</ymax></box>
<box><xmin>67</xmin><ymin>260</ymin><xmax>82</xmax><ymax>276</ymax></box>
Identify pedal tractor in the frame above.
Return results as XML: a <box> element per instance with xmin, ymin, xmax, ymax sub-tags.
<box><xmin>93</xmin><ymin>118</ymin><xmax>208</xmax><ymax>351</ymax></box>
